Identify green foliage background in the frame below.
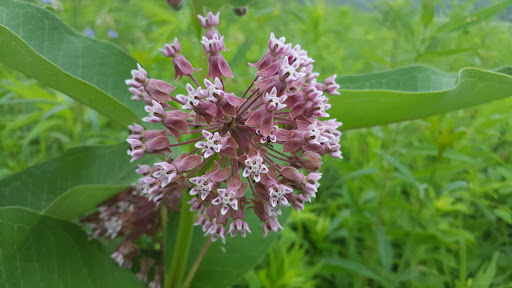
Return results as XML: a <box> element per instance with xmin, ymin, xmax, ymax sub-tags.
<box><xmin>1</xmin><ymin>0</ymin><xmax>512</xmax><ymax>287</ymax></box>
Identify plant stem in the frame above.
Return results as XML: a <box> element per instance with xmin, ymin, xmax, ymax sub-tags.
<box><xmin>164</xmin><ymin>193</ymin><xmax>195</xmax><ymax>288</ymax></box>
<box><xmin>182</xmin><ymin>239</ymin><xmax>212</xmax><ymax>288</ymax></box>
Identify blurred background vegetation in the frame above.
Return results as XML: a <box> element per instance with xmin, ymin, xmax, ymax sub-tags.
<box><xmin>1</xmin><ymin>0</ymin><xmax>512</xmax><ymax>287</ymax></box>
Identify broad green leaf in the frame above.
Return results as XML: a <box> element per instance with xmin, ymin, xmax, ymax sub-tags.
<box><xmin>0</xmin><ymin>207</ymin><xmax>144</xmax><ymax>288</ymax></box>
<box><xmin>44</xmin><ymin>184</ymin><xmax>129</xmax><ymax>220</ymax></box>
<box><xmin>333</xmin><ymin>66</ymin><xmax>512</xmax><ymax>130</ymax></box>
<box><xmin>0</xmin><ymin>0</ymin><xmax>141</xmax><ymax>126</ymax></box>
<box><xmin>0</xmin><ymin>143</ymin><xmax>152</xmax><ymax>212</ymax></box>
<box><xmin>165</xmin><ymin>207</ymin><xmax>290</xmax><ymax>288</ymax></box>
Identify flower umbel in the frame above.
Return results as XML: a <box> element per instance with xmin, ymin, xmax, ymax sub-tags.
<box><xmin>84</xmin><ymin>10</ymin><xmax>342</xmax><ymax>287</ymax></box>
<box><xmin>124</xmin><ymin>9</ymin><xmax>341</xmax><ymax>240</ymax></box>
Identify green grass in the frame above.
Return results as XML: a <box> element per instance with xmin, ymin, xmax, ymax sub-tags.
<box><xmin>1</xmin><ymin>0</ymin><xmax>511</xmax><ymax>287</ymax></box>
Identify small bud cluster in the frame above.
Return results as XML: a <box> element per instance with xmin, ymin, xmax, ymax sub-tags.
<box><xmin>80</xmin><ymin>186</ymin><xmax>164</xmax><ymax>287</ymax></box>
<box><xmin>85</xmin><ymin>11</ymin><xmax>342</xmax><ymax>286</ymax></box>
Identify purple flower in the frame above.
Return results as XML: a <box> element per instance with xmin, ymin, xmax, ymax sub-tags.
<box><xmin>194</xmin><ymin>130</ymin><xmax>224</xmax><ymax>158</ymax></box>
<box><xmin>201</xmin><ymin>34</ymin><xmax>233</xmax><ymax>79</ymax></box>
<box><xmin>211</xmin><ymin>174</ymin><xmax>246</xmax><ymax>215</ymax></box>
<box><xmin>241</xmin><ymin>152</ymin><xmax>268</xmax><ymax>182</ymax></box>
<box><xmin>324</xmin><ymin>74</ymin><xmax>341</xmax><ymax>95</ymax></box>
<box><xmin>126</xmin><ymin>63</ymin><xmax>176</xmax><ymax>103</ymax></box>
<box><xmin>197</xmin><ymin>12</ymin><xmax>220</xmax><ymax>39</ymax></box>
<box><xmin>190</xmin><ymin>161</ymin><xmax>230</xmax><ymax>200</ymax></box>
<box><xmin>143</xmin><ymin>100</ymin><xmax>165</xmax><ymax>123</ymax></box>
<box><xmin>160</xmin><ymin>38</ymin><xmax>200</xmax><ymax>80</ymax></box>
<box><xmin>250</xmin><ymin>33</ymin><xmax>291</xmax><ymax>71</ymax></box>
<box><xmin>228</xmin><ymin>218</ymin><xmax>251</xmax><ymax>238</ymax></box>
<box><xmin>90</xmin><ymin>11</ymin><xmax>344</xmax><ymax>282</ymax></box>
<box><xmin>108</xmin><ymin>29</ymin><xmax>119</xmax><ymax>39</ymax></box>
<box><xmin>84</xmin><ymin>27</ymin><xmax>95</xmax><ymax>38</ymax></box>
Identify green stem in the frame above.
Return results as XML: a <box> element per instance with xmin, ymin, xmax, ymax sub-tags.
<box><xmin>165</xmin><ymin>193</ymin><xmax>195</xmax><ymax>288</ymax></box>
<box><xmin>183</xmin><ymin>239</ymin><xmax>212</xmax><ymax>288</ymax></box>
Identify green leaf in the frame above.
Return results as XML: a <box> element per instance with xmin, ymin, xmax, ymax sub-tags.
<box><xmin>322</xmin><ymin>257</ymin><xmax>388</xmax><ymax>285</ymax></box>
<box><xmin>376</xmin><ymin>227</ymin><xmax>394</xmax><ymax>272</ymax></box>
<box><xmin>493</xmin><ymin>208</ymin><xmax>512</xmax><ymax>225</ymax></box>
<box><xmin>420</xmin><ymin>0</ymin><xmax>435</xmax><ymax>27</ymax></box>
<box><xmin>333</xmin><ymin>66</ymin><xmax>512</xmax><ymax>130</ymax></box>
<box><xmin>0</xmin><ymin>143</ymin><xmax>152</xmax><ymax>212</ymax></box>
<box><xmin>0</xmin><ymin>0</ymin><xmax>141</xmax><ymax>126</ymax></box>
<box><xmin>471</xmin><ymin>252</ymin><xmax>499</xmax><ymax>288</ymax></box>
<box><xmin>0</xmin><ymin>207</ymin><xmax>144</xmax><ymax>288</ymax></box>
<box><xmin>434</xmin><ymin>1</ymin><xmax>512</xmax><ymax>35</ymax></box>
<box><xmin>43</xmin><ymin>184</ymin><xmax>129</xmax><ymax>220</ymax></box>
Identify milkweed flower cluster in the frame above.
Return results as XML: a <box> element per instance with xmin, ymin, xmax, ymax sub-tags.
<box><xmin>82</xmin><ymin>11</ymin><xmax>341</xmax><ymax>286</ymax></box>
<box><xmin>127</xmin><ymin>10</ymin><xmax>343</xmax><ymax>241</ymax></box>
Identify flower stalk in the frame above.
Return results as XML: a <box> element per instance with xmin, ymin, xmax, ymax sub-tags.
<box><xmin>165</xmin><ymin>193</ymin><xmax>195</xmax><ymax>288</ymax></box>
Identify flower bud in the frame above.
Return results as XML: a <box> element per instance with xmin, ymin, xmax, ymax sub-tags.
<box><xmin>233</xmin><ymin>6</ymin><xmax>248</xmax><ymax>17</ymax></box>
<box><xmin>300</xmin><ymin>151</ymin><xmax>322</xmax><ymax>171</ymax></box>
<box><xmin>166</xmin><ymin>0</ymin><xmax>184</xmax><ymax>10</ymax></box>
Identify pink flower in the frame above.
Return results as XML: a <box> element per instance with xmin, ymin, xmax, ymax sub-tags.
<box><xmin>268</xmin><ymin>183</ymin><xmax>293</xmax><ymax>210</ymax></box>
<box><xmin>228</xmin><ymin>218</ymin><xmax>251</xmax><ymax>238</ymax></box>
<box><xmin>212</xmin><ymin>175</ymin><xmax>246</xmax><ymax>215</ymax></box>
<box><xmin>324</xmin><ymin>74</ymin><xmax>341</xmax><ymax>95</ymax></box>
<box><xmin>176</xmin><ymin>83</ymin><xmax>202</xmax><ymax>110</ymax></box>
<box><xmin>197</xmin><ymin>12</ymin><xmax>220</xmax><ymax>39</ymax></box>
<box><xmin>241</xmin><ymin>152</ymin><xmax>268</xmax><ymax>182</ymax></box>
<box><xmin>250</xmin><ymin>33</ymin><xmax>291</xmax><ymax>71</ymax></box>
<box><xmin>200</xmin><ymin>78</ymin><xmax>245</xmax><ymax>116</ymax></box>
<box><xmin>201</xmin><ymin>34</ymin><xmax>233</xmax><ymax>79</ymax></box>
<box><xmin>160</xmin><ymin>38</ymin><xmax>199</xmax><ymax>80</ymax></box>
<box><xmin>194</xmin><ymin>130</ymin><xmax>224</xmax><ymax>158</ymax></box>
<box><xmin>126</xmin><ymin>63</ymin><xmax>175</xmax><ymax>103</ymax></box>
<box><xmin>245</xmin><ymin>87</ymin><xmax>287</xmax><ymax>136</ymax></box>
<box><xmin>115</xmin><ymin>10</ymin><xmax>344</xmax><ymax>261</ymax></box>
<box><xmin>142</xmin><ymin>100</ymin><xmax>165</xmax><ymax>123</ymax></box>
<box><xmin>189</xmin><ymin>161</ymin><xmax>230</xmax><ymax>200</ymax></box>
<box><xmin>306</xmin><ymin>121</ymin><xmax>329</xmax><ymax>145</ymax></box>
<box><xmin>125</xmin><ymin>63</ymin><xmax>147</xmax><ymax>88</ymax></box>
<box><xmin>152</xmin><ymin>161</ymin><xmax>177</xmax><ymax>187</ymax></box>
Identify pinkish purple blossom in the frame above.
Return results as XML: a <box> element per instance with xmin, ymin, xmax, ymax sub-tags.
<box><xmin>241</xmin><ymin>151</ymin><xmax>268</xmax><ymax>182</ymax></box>
<box><xmin>123</xmin><ymin>10</ymin><xmax>342</xmax><ymax>240</ymax></box>
<box><xmin>160</xmin><ymin>38</ymin><xmax>199</xmax><ymax>80</ymax></box>
<box><xmin>201</xmin><ymin>34</ymin><xmax>233</xmax><ymax>79</ymax></box>
<box><xmin>195</xmin><ymin>130</ymin><xmax>224</xmax><ymax>158</ymax></box>
<box><xmin>197</xmin><ymin>12</ymin><xmax>220</xmax><ymax>39</ymax></box>
<box><xmin>84</xmin><ymin>11</ymin><xmax>343</xmax><ymax>286</ymax></box>
<box><xmin>228</xmin><ymin>218</ymin><xmax>251</xmax><ymax>237</ymax></box>
<box><xmin>211</xmin><ymin>174</ymin><xmax>246</xmax><ymax>215</ymax></box>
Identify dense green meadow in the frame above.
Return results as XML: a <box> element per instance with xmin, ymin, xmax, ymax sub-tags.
<box><xmin>1</xmin><ymin>0</ymin><xmax>512</xmax><ymax>287</ymax></box>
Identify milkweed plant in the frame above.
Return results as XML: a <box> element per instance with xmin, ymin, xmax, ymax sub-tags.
<box><xmin>81</xmin><ymin>11</ymin><xmax>342</xmax><ymax>287</ymax></box>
